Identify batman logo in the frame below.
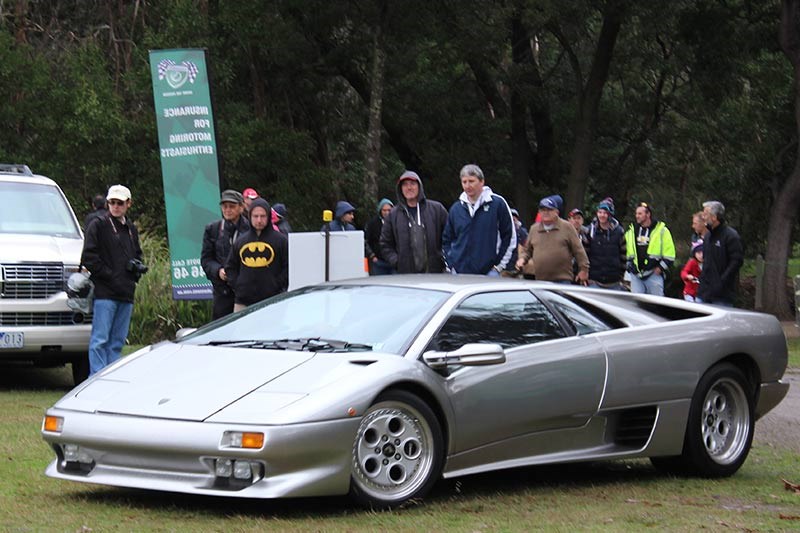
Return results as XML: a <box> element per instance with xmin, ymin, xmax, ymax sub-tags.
<box><xmin>239</xmin><ymin>241</ymin><xmax>275</xmax><ymax>268</ymax></box>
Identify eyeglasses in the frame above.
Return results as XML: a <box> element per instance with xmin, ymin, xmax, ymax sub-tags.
<box><xmin>108</xmin><ymin>199</ymin><xmax>126</xmax><ymax>206</ymax></box>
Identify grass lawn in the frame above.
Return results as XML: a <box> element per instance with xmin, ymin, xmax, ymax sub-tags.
<box><xmin>0</xmin><ymin>340</ymin><xmax>796</xmax><ymax>531</ymax></box>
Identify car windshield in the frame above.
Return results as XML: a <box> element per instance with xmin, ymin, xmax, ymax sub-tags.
<box><xmin>181</xmin><ymin>284</ymin><xmax>450</xmax><ymax>355</ymax></box>
<box><xmin>0</xmin><ymin>181</ymin><xmax>80</xmax><ymax>237</ymax></box>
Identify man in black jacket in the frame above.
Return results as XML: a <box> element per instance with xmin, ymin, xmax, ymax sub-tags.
<box><xmin>698</xmin><ymin>200</ymin><xmax>743</xmax><ymax>306</ymax></box>
<box><xmin>380</xmin><ymin>171</ymin><xmax>449</xmax><ymax>273</ymax></box>
<box><xmin>201</xmin><ymin>189</ymin><xmax>250</xmax><ymax>319</ymax></box>
<box><xmin>586</xmin><ymin>198</ymin><xmax>626</xmax><ymax>290</ymax></box>
<box><xmin>81</xmin><ymin>184</ymin><xmax>144</xmax><ymax>376</ymax></box>
<box><xmin>226</xmin><ymin>198</ymin><xmax>288</xmax><ymax>310</ymax></box>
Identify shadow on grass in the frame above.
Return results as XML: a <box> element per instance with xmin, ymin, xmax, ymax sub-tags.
<box><xmin>0</xmin><ymin>362</ymin><xmax>74</xmax><ymax>391</ymax></box>
<box><xmin>65</xmin><ymin>460</ymin><xmax>662</xmax><ymax>518</ymax></box>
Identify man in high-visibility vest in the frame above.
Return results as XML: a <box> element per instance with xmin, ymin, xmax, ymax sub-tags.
<box><xmin>624</xmin><ymin>202</ymin><xmax>675</xmax><ymax>296</ymax></box>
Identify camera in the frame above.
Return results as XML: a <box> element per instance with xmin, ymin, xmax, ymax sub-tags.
<box><xmin>126</xmin><ymin>258</ymin><xmax>149</xmax><ymax>280</ymax></box>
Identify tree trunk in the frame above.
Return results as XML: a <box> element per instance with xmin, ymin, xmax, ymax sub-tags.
<box><xmin>364</xmin><ymin>0</ymin><xmax>387</xmax><ymax>203</ymax></box>
<box><xmin>563</xmin><ymin>3</ymin><xmax>625</xmax><ymax>211</ymax></box>
<box><xmin>764</xmin><ymin>0</ymin><xmax>800</xmax><ymax>318</ymax></box>
<box><xmin>14</xmin><ymin>0</ymin><xmax>28</xmax><ymax>44</ymax></box>
<box><xmin>510</xmin><ymin>11</ymin><xmax>533</xmax><ymax>221</ymax></box>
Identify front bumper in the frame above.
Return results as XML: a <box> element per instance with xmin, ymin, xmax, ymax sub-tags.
<box><xmin>42</xmin><ymin>408</ymin><xmax>360</xmax><ymax>498</ymax></box>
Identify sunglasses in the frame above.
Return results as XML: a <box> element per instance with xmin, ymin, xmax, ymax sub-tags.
<box><xmin>108</xmin><ymin>199</ymin><xmax>126</xmax><ymax>206</ymax></box>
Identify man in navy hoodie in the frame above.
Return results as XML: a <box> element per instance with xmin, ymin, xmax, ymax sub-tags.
<box><xmin>442</xmin><ymin>164</ymin><xmax>516</xmax><ymax>275</ymax></box>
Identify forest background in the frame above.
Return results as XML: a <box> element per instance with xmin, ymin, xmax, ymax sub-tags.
<box><xmin>1</xmin><ymin>0</ymin><xmax>799</xmax><ymax>320</ymax></box>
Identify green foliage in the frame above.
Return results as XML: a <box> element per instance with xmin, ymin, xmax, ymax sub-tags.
<box><xmin>129</xmin><ymin>230</ymin><xmax>211</xmax><ymax>344</ymax></box>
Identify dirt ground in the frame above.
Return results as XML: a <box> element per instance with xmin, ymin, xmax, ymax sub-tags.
<box><xmin>753</xmin><ymin>322</ymin><xmax>799</xmax><ymax>453</ymax></box>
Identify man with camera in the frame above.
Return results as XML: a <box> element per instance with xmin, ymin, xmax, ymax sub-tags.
<box><xmin>81</xmin><ymin>184</ymin><xmax>145</xmax><ymax>376</ymax></box>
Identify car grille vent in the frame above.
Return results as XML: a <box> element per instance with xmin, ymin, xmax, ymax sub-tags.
<box><xmin>0</xmin><ymin>312</ymin><xmax>92</xmax><ymax>326</ymax></box>
<box><xmin>0</xmin><ymin>262</ymin><xmax>64</xmax><ymax>299</ymax></box>
<box><xmin>614</xmin><ymin>406</ymin><xmax>657</xmax><ymax>448</ymax></box>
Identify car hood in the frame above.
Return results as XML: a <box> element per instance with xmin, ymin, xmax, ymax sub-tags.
<box><xmin>0</xmin><ymin>233</ymin><xmax>82</xmax><ymax>263</ymax></box>
<box><xmin>59</xmin><ymin>342</ymin><xmax>383</xmax><ymax>422</ymax></box>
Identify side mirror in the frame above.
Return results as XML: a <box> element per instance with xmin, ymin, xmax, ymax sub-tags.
<box><xmin>175</xmin><ymin>327</ymin><xmax>197</xmax><ymax>340</ymax></box>
<box><xmin>423</xmin><ymin>343</ymin><xmax>506</xmax><ymax>370</ymax></box>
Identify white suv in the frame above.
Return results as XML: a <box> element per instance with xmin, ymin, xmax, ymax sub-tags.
<box><xmin>0</xmin><ymin>164</ymin><xmax>90</xmax><ymax>384</ymax></box>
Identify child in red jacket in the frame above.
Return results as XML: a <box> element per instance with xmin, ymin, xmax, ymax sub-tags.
<box><xmin>681</xmin><ymin>241</ymin><xmax>703</xmax><ymax>302</ymax></box>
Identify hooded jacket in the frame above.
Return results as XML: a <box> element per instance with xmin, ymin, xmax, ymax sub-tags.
<box><xmin>442</xmin><ymin>186</ymin><xmax>516</xmax><ymax>274</ymax></box>
<box><xmin>379</xmin><ymin>172</ymin><xmax>449</xmax><ymax>273</ymax></box>
<box><xmin>586</xmin><ymin>216</ymin><xmax>626</xmax><ymax>284</ymax></box>
<box><xmin>324</xmin><ymin>200</ymin><xmax>357</xmax><ymax>231</ymax></box>
<box><xmin>225</xmin><ymin>198</ymin><xmax>288</xmax><ymax>306</ymax></box>
<box><xmin>365</xmin><ymin>198</ymin><xmax>393</xmax><ymax>261</ymax></box>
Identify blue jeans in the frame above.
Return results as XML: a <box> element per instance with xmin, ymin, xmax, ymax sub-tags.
<box><xmin>628</xmin><ymin>274</ymin><xmax>664</xmax><ymax>296</ymax></box>
<box><xmin>369</xmin><ymin>258</ymin><xmax>395</xmax><ymax>276</ymax></box>
<box><xmin>89</xmin><ymin>299</ymin><xmax>133</xmax><ymax>376</ymax></box>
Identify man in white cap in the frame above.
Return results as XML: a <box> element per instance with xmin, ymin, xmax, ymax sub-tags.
<box><xmin>81</xmin><ymin>184</ymin><xmax>145</xmax><ymax>376</ymax></box>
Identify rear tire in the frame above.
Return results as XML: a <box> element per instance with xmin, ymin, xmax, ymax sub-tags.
<box><xmin>349</xmin><ymin>390</ymin><xmax>443</xmax><ymax>509</ymax></box>
<box><xmin>71</xmin><ymin>353</ymin><xmax>89</xmax><ymax>385</ymax></box>
<box><xmin>651</xmin><ymin>363</ymin><xmax>754</xmax><ymax>477</ymax></box>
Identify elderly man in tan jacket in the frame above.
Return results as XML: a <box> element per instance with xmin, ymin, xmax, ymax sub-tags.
<box><xmin>516</xmin><ymin>194</ymin><xmax>589</xmax><ymax>284</ymax></box>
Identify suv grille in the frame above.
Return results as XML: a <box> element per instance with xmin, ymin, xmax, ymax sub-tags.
<box><xmin>0</xmin><ymin>262</ymin><xmax>65</xmax><ymax>299</ymax></box>
<box><xmin>0</xmin><ymin>312</ymin><xmax>91</xmax><ymax>326</ymax></box>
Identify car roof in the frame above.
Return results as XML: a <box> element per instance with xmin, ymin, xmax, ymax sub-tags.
<box><xmin>330</xmin><ymin>274</ymin><xmax>552</xmax><ymax>294</ymax></box>
<box><xmin>0</xmin><ymin>170</ymin><xmax>57</xmax><ymax>187</ymax></box>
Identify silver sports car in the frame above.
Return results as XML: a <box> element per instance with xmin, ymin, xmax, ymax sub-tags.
<box><xmin>41</xmin><ymin>275</ymin><xmax>789</xmax><ymax>508</ymax></box>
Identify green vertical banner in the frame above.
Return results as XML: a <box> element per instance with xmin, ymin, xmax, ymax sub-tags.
<box><xmin>149</xmin><ymin>49</ymin><xmax>219</xmax><ymax>299</ymax></box>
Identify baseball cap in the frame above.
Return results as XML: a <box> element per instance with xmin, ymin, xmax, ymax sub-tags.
<box><xmin>220</xmin><ymin>189</ymin><xmax>244</xmax><ymax>204</ymax></box>
<box><xmin>538</xmin><ymin>194</ymin><xmax>562</xmax><ymax>211</ymax></box>
<box><xmin>106</xmin><ymin>184</ymin><xmax>131</xmax><ymax>202</ymax></box>
<box><xmin>242</xmin><ymin>187</ymin><xmax>259</xmax><ymax>199</ymax></box>
<box><xmin>568</xmin><ymin>208</ymin><xmax>583</xmax><ymax>218</ymax></box>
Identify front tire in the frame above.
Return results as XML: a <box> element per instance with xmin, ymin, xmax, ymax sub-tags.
<box><xmin>350</xmin><ymin>390</ymin><xmax>443</xmax><ymax>508</ymax></box>
<box><xmin>652</xmin><ymin>363</ymin><xmax>754</xmax><ymax>477</ymax></box>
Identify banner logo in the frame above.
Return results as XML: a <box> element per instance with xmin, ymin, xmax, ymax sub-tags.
<box><xmin>158</xmin><ymin>59</ymin><xmax>199</xmax><ymax>89</ymax></box>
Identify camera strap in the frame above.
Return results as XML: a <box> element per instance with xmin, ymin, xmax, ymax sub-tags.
<box><xmin>106</xmin><ymin>215</ymin><xmax>136</xmax><ymax>261</ymax></box>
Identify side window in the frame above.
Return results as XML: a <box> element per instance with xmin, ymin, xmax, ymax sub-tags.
<box><xmin>536</xmin><ymin>291</ymin><xmax>614</xmax><ymax>335</ymax></box>
<box><xmin>430</xmin><ymin>291</ymin><xmax>564</xmax><ymax>351</ymax></box>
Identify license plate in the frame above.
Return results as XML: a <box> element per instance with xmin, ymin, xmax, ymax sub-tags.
<box><xmin>0</xmin><ymin>331</ymin><xmax>24</xmax><ymax>349</ymax></box>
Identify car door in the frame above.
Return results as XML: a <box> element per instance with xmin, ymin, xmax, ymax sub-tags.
<box><xmin>428</xmin><ymin>289</ymin><xmax>607</xmax><ymax>455</ymax></box>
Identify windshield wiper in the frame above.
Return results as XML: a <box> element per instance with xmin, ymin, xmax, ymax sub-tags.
<box><xmin>204</xmin><ymin>339</ymin><xmax>296</xmax><ymax>349</ymax></box>
<box><xmin>301</xmin><ymin>338</ymin><xmax>373</xmax><ymax>352</ymax></box>
<box><xmin>204</xmin><ymin>338</ymin><xmax>372</xmax><ymax>352</ymax></box>
<box><xmin>204</xmin><ymin>337</ymin><xmax>372</xmax><ymax>352</ymax></box>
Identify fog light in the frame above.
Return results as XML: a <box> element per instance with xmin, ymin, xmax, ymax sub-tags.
<box><xmin>233</xmin><ymin>460</ymin><xmax>253</xmax><ymax>480</ymax></box>
<box><xmin>43</xmin><ymin>415</ymin><xmax>63</xmax><ymax>433</ymax></box>
<box><xmin>215</xmin><ymin>458</ymin><xmax>233</xmax><ymax>478</ymax></box>
<box><xmin>64</xmin><ymin>444</ymin><xmax>79</xmax><ymax>462</ymax></box>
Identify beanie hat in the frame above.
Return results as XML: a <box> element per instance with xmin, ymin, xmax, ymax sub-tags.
<box><xmin>272</xmin><ymin>203</ymin><xmax>288</xmax><ymax>218</ymax></box>
<box><xmin>597</xmin><ymin>197</ymin><xmax>615</xmax><ymax>215</ymax></box>
<box><xmin>691</xmin><ymin>240</ymin><xmax>704</xmax><ymax>257</ymax></box>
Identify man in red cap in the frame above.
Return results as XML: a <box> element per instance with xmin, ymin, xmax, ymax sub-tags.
<box><xmin>242</xmin><ymin>187</ymin><xmax>259</xmax><ymax>214</ymax></box>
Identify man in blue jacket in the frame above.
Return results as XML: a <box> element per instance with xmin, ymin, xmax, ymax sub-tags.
<box><xmin>442</xmin><ymin>164</ymin><xmax>516</xmax><ymax>275</ymax></box>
